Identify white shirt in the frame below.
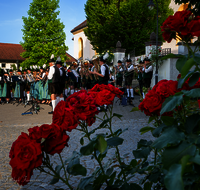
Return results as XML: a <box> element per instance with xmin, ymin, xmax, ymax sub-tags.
<box><xmin>145</xmin><ymin>65</ymin><xmax>153</xmax><ymax>73</ymax></box>
<box><xmin>59</xmin><ymin>67</ymin><xmax>63</xmax><ymax>77</ymax></box>
<box><xmin>42</xmin><ymin>73</ymin><xmax>46</xmax><ymax>78</ymax></box>
<box><xmin>48</xmin><ymin>66</ymin><xmax>55</xmax><ymax>80</ymax></box>
<box><xmin>101</xmin><ymin>65</ymin><xmax>106</xmax><ymax>76</ymax></box>
<box><xmin>127</xmin><ymin>64</ymin><xmax>134</xmax><ymax>71</ymax></box>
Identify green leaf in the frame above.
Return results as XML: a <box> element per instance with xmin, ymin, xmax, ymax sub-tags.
<box><xmin>148</xmin><ymin>116</ymin><xmax>156</xmax><ymax>123</ymax></box>
<box><xmin>193</xmin><ymin>55</ymin><xmax>200</xmax><ymax>64</ymax></box>
<box><xmin>160</xmin><ymin>94</ymin><xmax>184</xmax><ymax>115</ymax></box>
<box><xmin>129</xmin><ymin>183</ymin><xmax>143</xmax><ymax>190</ymax></box>
<box><xmin>163</xmin><ymin>141</ymin><xmax>196</xmax><ymax>169</ymax></box>
<box><xmin>67</xmin><ymin>164</ymin><xmax>87</xmax><ymax>176</ymax></box>
<box><xmin>161</xmin><ymin>116</ymin><xmax>175</xmax><ymax>126</ymax></box>
<box><xmin>185</xmin><ymin>114</ymin><xmax>200</xmax><ymax>134</ymax></box>
<box><xmin>133</xmin><ymin>147</ymin><xmax>152</xmax><ymax>159</ymax></box>
<box><xmin>152</xmin><ymin>123</ymin><xmax>167</xmax><ymax>137</ymax></box>
<box><xmin>188</xmin><ymin>72</ymin><xmax>200</xmax><ymax>87</ymax></box>
<box><xmin>112</xmin><ymin>113</ymin><xmax>123</xmax><ymax>119</ymax></box>
<box><xmin>55</xmin><ymin>165</ymin><xmax>62</xmax><ymax>175</ymax></box>
<box><xmin>178</xmin><ymin>70</ymin><xmax>194</xmax><ymax>89</ymax></box>
<box><xmin>80</xmin><ymin>137</ymin><xmax>84</xmax><ymax>145</ymax></box>
<box><xmin>139</xmin><ymin>126</ymin><xmax>155</xmax><ymax>135</ymax></box>
<box><xmin>180</xmin><ymin>155</ymin><xmax>191</xmax><ymax>174</ymax></box>
<box><xmin>190</xmin><ymin>150</ymin><xmax>200</xmax><ymax>165</ymax></box>
<box><xmin>137</xmin><ymin>139</ymin><xmax>152</xmax><ymax>149</ymax></box>
<box><xmin>144</xmin><ymin>182</ymin><xmax>152</xmax><ymax>190</ymax></box>
<box><xmin>181</xmin><ymin>58</ymin><xmax>196</xmax><ymax>77</ymax></box>
<box><xmin>49</xmin><ymin>176</ymin><xmax>59</xmax><ymax>185</ymax></box>
<box><xmin>130</xmin><ymin>159</ymin><xmax>137</xmax><ymax>167</ymax></box>
<box><xmin>152</xmin><ymin>127</ymin><xmax>185</xmax><ymax>149</ymax></box>
<box><xmin>106</xmin><ymin>136</ymin><xmax>124</xmax><ymax>147</ymax></box>
<box><xmin>67</xmin><ymin>157</ymin><xmax>80</xmax><ymax>174</ymax></box>
<box><xmin>176</xmin><ymin>56</ymin><xmax>188</xmax><ymax>73</ymax></box>
<box><xmin>96</xmin><ymin>135</ymin><xmax>107</xmax><ymax>153</ymax></box>
<box><xmin>164</xmin><ymin>164</ymin><xmax>184</xmax><ymax>190</ymax></box>
<box><xmin>131</xmin><ymin>107</ymin><xmax>139</xmax><ymax>112</ymax></box>
<box><xmin>182</xmin><ymin>88</ymin><xmax>200</xmax><ymax>98</ymax></box>
<box><xmin>108</xmin><ymin>171</ymin><xmax>116</xmax><ymax>186</ymax></box>
<box><xmin>78</xmin><ymin>176</ymin><xmax>95</xmax><ymax>190</ymax></box>
<box><xmin>106</xmin><ymin>167</ymin><xmax>114</xmax><ymax>176</ymax></box>
<box><xmin>80</xmin><ymin>141</ymin><xmax>95</xmax><ymax>156</ymax></box>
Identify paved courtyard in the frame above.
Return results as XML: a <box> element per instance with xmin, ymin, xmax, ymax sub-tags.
<box><xmin>0</xmin><ymin>95</ymin><xmax>154</xmax><ymax>190</ymax></box>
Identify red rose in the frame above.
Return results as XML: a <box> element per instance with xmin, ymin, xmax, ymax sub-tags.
<box><xmin>9</xmin><ymin>132</ymin><xmax>42</xmax><ymax>186</ymax></box>
<box><xmin>95</xmin><ymin>89</ymin><xmax>116</xmax><ymax>106</ymax></box>
<box><xmin>86</xmin><ymin>117</ymin><xmax>96</xmax><ymax>126</ymax></box>
<box><xmin>11</xmin><ymin>167</ymin><xmax>33</xmax><ymax>186</ymax></box>
<box><xmin>66</xmin><ymin>90</ymin><xmax>99</xmax><ymax>121</ymax></box>
<box><xmin>28</xmin><ymin>126</ymin><xmax>42</xmax><ymax>142</ymax></box>
<box><xmin>198</xmin><ymin>99</ymin><xmax>200</xmax><ymax>109</ymax></box>
<box><xmin>53</xmin><ymin>101</ymin><xmax>78</xmax><ymax>132</ymax></box>
<box><xmin>39</xmin><ymin>124</ymin><xmax>58</xmax><ymax>139</ymax></box>
<box><xmin>155</xmin><ymin>80</ymin><xmax>178</xmax><ymax>98</ymax></box>
<box><xmin>42</xmin><ymin>129</ymin><xmax>69</xmax><ymax>155</ymax></box>
<box><xmin>139</xmin><ymin>90</ymin><xmax>164</xmax><ymax>116</ymax></box>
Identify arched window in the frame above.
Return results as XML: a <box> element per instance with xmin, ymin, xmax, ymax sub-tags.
<box><xmin>78</xmin><ymin>38</ymin><xmax>83</xmax><ymax>59</ymax></box>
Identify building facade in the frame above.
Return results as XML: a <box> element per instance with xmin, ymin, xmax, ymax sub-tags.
<box><xmin>71</xmin><ymin>2</ymin><xmax>188</xmax><ymax>60</ymax></box>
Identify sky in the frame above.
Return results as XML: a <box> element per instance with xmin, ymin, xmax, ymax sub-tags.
<box><xmin>0</xmin><ymin>0</ymin><xmax>87</xmax><ymax>57</ymax></box>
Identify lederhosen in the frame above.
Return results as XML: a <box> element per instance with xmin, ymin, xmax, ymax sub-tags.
<box><xmin>137</xmin><ymin>71</ymin><xmax>143</xmax><ymax>93</ymax></box>
<box><xmin>125</xmin><ymin>65</ymin><xmax>134</xmax><ymax>86</ymax></box>
<box><xmin>48</xmin><ymin>66</ymin><xmax>60</xmax><ymax>95</ymax></box>
<box><xmin>98</xmin><ymin>64</ymin><xmax>109</xmax><ymax>85</ymax></box>
<box><xmin>116</xmin><ymin>66</ymin><xmax>123</xmax><ymax>86</ymax></box>
<box><xmin>143</xmin><ymin>65</ymin><xmax>153</xmax><ymax>88</ymax></box>
<box><xmin>59</xmin><ymin>67</ymin><xmax>66</xmax><ymax>94</ymax></box>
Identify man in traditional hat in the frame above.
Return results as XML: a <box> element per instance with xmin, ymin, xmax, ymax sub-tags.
<box><xmin>56</xmin><ymin>57</ymin><xmax>66</xmax><ymax>103</ymax></box>
<box><xmin>115</xmin><ymin>60</ymin><xmax>124</xmax><ymax>88</ymax></box>
<box><xmin>125</xmin><ymin>59</ymin><xmax>134</xmax><ymax>102</ymax></box>
<box><xmin>90</xmin><ymin>56</ymin><xmax>109</xmax><ymax>85</ymax></box>
<box><xmin>143</xmin><ymin>57</ymin><xmax>153</xmax><ymax>89</ymax></box>
<box><xmin>48</xmin><ymin>54</ymin><xmax>60</xmax><ymax>114</ymax></box>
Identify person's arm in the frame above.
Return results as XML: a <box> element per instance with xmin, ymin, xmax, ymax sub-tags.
<box><xmin>145</xmin><ymin>65</ymin><xmax>153</xmax><ymax>73</ymax></box>
<box><xmin>127</xmin><ymin>65</ymin><xmax>134</xmax><ymax>71</ymax></box>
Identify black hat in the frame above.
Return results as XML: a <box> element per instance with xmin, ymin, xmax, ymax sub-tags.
<box><xmin>89</xmin><ymin>60</ymin><xmax>94</xmax><ymax>65</ymax></box>
<box><xmin>99</xmin><ymin>56</ymin><xmax>106</xmax><ymax>63</ymax></box>
<box><xmin>9</xmin><ymin>69</ymin><xmax>13</xmax><ymax>72</ymax></box>
<box><xmin>117</xmin><ymin>60</ymin><xmax>122</xmax><ymax>64</ymax></box>
<box><xmin>0</xmin><ymin>69</ymin><xmax>4</xmax><ymax>75</ymax></box>
<box><xmin>17</xmin><ymin>69</ymin><xmax>22</xmax><ymax>72</ymax></box>
<box><xmin>144</xmin><ymin>57</ymin><xmax>151</xmax><ymax>62</ymax></box>
<box><xmin>56</xmin><ymin>60</ymin><xmax>63</xmax><ymax>65</ymax></box>
<box><xmin>126</xmin><ymin>59</ymin><xmax>132</xmax><ymax>62</ymax></box>
<box><xmin>139</xmin><ymin>60</ymin><xmax>144</xmax><ymax>64</ymax></box>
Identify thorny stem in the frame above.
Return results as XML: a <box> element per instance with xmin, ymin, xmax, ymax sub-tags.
<box><xmin>59</xmin><ymin>153</ymin><xmax>68</xmax><ymax>182</ymax></box>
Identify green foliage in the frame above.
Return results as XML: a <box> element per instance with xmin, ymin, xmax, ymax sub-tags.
<box><xmin>84</xmin><ymin>0</ymin><xmax>173</xmax><ymax>56</ymax></box>
<box><xmin>20</xmin><ymin>0</ymin><xmax>68</xmax><ymax>68</ymax></box>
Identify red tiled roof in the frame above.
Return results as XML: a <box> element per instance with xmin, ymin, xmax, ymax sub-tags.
<box><xmin>0</xmin><ymin>42</ymin><xmax>76</xmax><ymax>63</ymax></box>
<box><xmin>66</xmin><ymin>52</ymin><xmax>77</xmax><ymax>62</ymax></box>
<box><xmin>0</xmin><ymin>43</ymin><xmax>25</xmax><ymax>61</ymax></box>
<box><xmin>71</xmin><ymin>20</ymin><xmax>87</xmax><ymax>33</ymax></box>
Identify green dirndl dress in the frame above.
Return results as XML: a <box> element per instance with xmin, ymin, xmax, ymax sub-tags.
<box><xmin>14</xmin><ymin>81</ymin><xmax>20</xmax><ymax>98</ymax></box>
<box><xmin>33</xmin><ymin>81</ymin><xmax>39</xmax><ymax>99</ymax></box>
<box><xmin>43</xmin><ymin>81</ymin><xmax>50</xmax><ymax>99</ymax></box>
<box><xmin>38</xmin><ymin>80</ymin><xmax>43</xmax><ymax>100</ymax></box>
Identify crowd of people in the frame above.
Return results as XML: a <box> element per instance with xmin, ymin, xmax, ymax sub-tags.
<box><xmin>0</xmin><ymin>55</ymin><xmax>153</xmax><ymax>113</ymax></box>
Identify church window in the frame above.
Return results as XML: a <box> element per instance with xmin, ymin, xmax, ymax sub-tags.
<box><xmin>78</xmin><ymin>38</ymin><xmax>83</xmax><ymax>59</ymax></box>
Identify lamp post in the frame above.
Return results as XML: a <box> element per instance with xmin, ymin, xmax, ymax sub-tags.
<box><xmin>148</xmin><ymin>0</ymin><xmax>158</xmax><ymax>84</ymax></box>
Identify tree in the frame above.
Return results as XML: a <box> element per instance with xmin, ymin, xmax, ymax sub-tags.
<box><xmin>84</xmin><ymin>0</ymin><xmax>173</xmax><ymax>56</ymax></box>
<box><xmin>175</xmin><ymin>0</ymin><xmax>200</xmax><ymax>16</ymax></box>
<box><xmin>20</xmin><ymin>0</ymin><xmax>68</xmax><ymax>68</ymax></box>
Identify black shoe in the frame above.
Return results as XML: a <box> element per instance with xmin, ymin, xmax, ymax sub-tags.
<box><xmin>131</xmin><ymin>97</ymin><xmax>134</xmax><ymax>100</ymax></box>
<box><xmin>48</xmin><ymin>111</ymin><xmax>53</xmax><ymax>114</ymax></box>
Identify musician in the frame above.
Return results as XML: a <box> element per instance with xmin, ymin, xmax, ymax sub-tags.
<box><xmin>56</xmin><ymin>59</ymin><xmax>65</xmax><ymax>102</ymax></box>
<box><xmin>2</xmin><ymin>70</ymin><xmax>12</xmax><ymax>103</ymax></box>
<box><xmin>143</xmin><ymin>57</ymin><xmax>153</xmax><ymax>89</ymax></box>
<box><xmin>37</xmin><ymin>67</ymin><xmax>45</xmax><ymax>102</ymax></box>
<box><xmin>70</xmin><ymin>62</ymin><xmax>80</xmax><ymax>94</ymax></box>
<box><xmin>26</xmin><ymin>68</ymin><xmax>35</xmax><ymax>102</ymax></box>
<box><xmin>9</xmin><ymin>69</ymin><xmax>15</xmax><ymax>100</ymax></box>
<box><xmin>0</xmin><ymin>69</ymin><xmax>4</xmax><ymax>103</ymax></box>
<box><xmin>135</xmin><ymin>61</ymin><xmax>144</xmax><ymax>95</ymax></box>
<box><xmin>42</xmin><ymin>68</ymin><xmax>51</xmax><ymax>104</ymax></box>
<box><xmin>115</xmin><ymin>60</ymin><xmax>124</xmax><ymax>88</ymax></box>
<box><xmin>125</xmin><ymin>59</ymin><xmax>134</xmax><ymax>101</ymax></box>
<box><xmin>14</xmin><ymin>70</ymin><xmax>25</xmax><ymax>103</ymax></box>
<box><xmin>48</xmin><ymin>54</ymin><xmax>60</xmax><ymax>114</ymax></box>
<box><xmin>90</xmin><ymin>56</ymin><xmax>109</xmax><ymax>85</ymax></box>
<box><xmin>89</xmin><ymin>61</ymin><xmax>97</xmax><ymax>89</ymax></box>
<box><xmin>108</xmin><ymin>72</ymin><xmax>115</xmax><ymax>86</ymax></box>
